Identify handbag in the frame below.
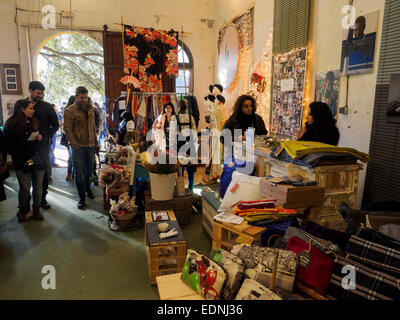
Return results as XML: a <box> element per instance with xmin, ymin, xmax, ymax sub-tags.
<box><xmin>345</xmin><ymin>234</ymin><xmax>400</xmax><ymax>276</ymax></box>
<box><xmin>210</xmin><ymin>248</ymin><xmax>245</xmax><ymax>300</ymax></box>
<box><xmin>249</xmin><ymin>217</ymin><xmax>299</xmax><ymax>247</ymax></box>
<box><xmin>303</xmin><ymin>220</ymin><xmax>351</xmax><ymax>252</ymax></box>
<box><xmin>60</xmin><ymin>133</ymin><xmax>69</xmax><ymax>147</ymax></box>
<box><xmin>235</xmin><ymin>279</ymin><xmax>281</xmax><ymax>300</ymax></box>
<box><xmin>284</xmin><ymin>227</ymin><xmax>344</xmax><ymax>259</ymax></box>
<box><xmin>181</xmin><ymin>249</ymin><xmax>227</xmax><ymax>300</ymax></box>
<box><xmin>31</xmin><ymin>153</ymin><xmax>47</xmax><ymax>170</ymax></box>
<box><xmin>355</xmin><ymin>223</ymin><xmax>400</xmax><ymax>251</ymax></box>
<box><xmin>286</xmin><ymin>236</ymin><xmax>334</xmax><ymax>296</ymax></box>
<box><xmin>327</xmin><ymin>256</ymin><xmax>400</xmax><ymax>300</ymax></box>
<box><xmin>230</xmin><ymin>243</ymin><xmax>298</xmax><ymax>292</ymax></box>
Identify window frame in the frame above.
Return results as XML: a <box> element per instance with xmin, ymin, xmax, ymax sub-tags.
<box><xmin>176</xmin><ymin>41</ymin><xmax>194</xmax><ymax>94</ymax></box>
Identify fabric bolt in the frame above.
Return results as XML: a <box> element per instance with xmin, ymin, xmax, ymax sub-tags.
<box><xmin>345</xmin><ymin>235</ymin><xmax>400</xmax><ymax>276</ymax></box>
<box><xmin>356</xmin><ymin>225</ymin><xmax>400</xmax><ymax>251</ymax></box>
<box><xmin>303</xmin><ymin>220</ymin><xmax>351</xmax><ymax>252</ymax></box>
<box><xmin>15</xmin><ymin>169</ymin><xmax>45</xmax><ymax>207</ymax></box>
<box><xmin>327</xmin><ymin>256</ymin><xmax>400</xmax><ymax>300</ymax></box>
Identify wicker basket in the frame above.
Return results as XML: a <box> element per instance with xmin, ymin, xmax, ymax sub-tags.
<box><xmin>111</xmin><ymin>211</ymin><xmax>136</xmax><ymax>228</ymax></box>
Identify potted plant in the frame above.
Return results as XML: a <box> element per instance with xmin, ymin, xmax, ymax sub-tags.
<box><xmin>140</xmin><ymin>150</ymin><xmax>180</xmax><ymax>201</ymax></box>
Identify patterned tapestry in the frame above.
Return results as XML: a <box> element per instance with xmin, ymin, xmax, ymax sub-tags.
<box><xmin>123</xmin><ymin>25</ymin><xmax>179</xmax><ymax>93</ymax></box>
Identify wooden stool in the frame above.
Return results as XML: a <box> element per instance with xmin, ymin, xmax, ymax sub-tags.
<box><xmin>145</xmin><ymin>211</ymin><xmax>187</xmax><ymax>285</ymax></box>
<box><xmin>212</xmin><ymin>220</ymin><xmax>266</xmax><ymax>251</ymax></box>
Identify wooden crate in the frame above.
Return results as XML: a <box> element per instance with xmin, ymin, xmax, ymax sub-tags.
<box><xmin>201</xmin><ymin>198</ymin><xmax>218</xmax><ymax>239</ymax></box>
<box><xmin>156</xmin><ymin>273</ymin><xmax>204</xmax><ymax>300</ymax></box>
<box><xmin>103</xmin><ymin>182</ymin><xmax>130</xmax><ymax>210</ymax></box>
<box><xmin>145</xmin><ymin>211</ymin><xmax>187</xmax><ymax>285</ymax></box>
<box><xmin>260</xmin><ymin>179</ymin><xmax>325</xmax><ymax>209</ymax></box>
<box><xmin>212</xmin><ymin>220</ymin><xmax>266</xmax><ymax>251</ymax></box>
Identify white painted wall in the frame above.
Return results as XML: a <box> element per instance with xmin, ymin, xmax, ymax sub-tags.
<box><xmin>215</xmin><ymin>0</ymin><xmax>385</xmax><ymax>208</ymax></box>
<box><xmin>0</xmin><ymin>0</ymin><xmax>217</xmax><ymax>130</ymax></box>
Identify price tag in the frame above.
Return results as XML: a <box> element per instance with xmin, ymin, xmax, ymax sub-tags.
<box><xmin>298</xmin><ymin>251</ymin><xmax>312</xmax><ymax>269</ymax></box>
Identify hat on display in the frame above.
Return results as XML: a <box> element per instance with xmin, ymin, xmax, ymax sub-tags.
<box><xmin>207</xmin><ymin>95</ymin><xmax>216</xmax><ymax>103</ymax></box>
<box><xmin>216</xmin><ymin>95</ymin><xmax>225</xmax><ymax>104</ymax></box>
<box><xmin>213</xmin><ymin>84</ymin><xmax>223</xmax><ymax>95</ymax></box>
<box><xmin>209</xmin><ymin>85</ymin><xmax>214</xmax><ymax>94</ymax></box>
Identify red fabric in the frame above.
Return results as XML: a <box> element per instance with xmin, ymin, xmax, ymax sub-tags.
<box><xmin>286</xmin><ymin>236</ymin><xmax>334</xmax><ymax>296</ymax></box>
<box><xmin>237</xmin><ymin>200</ymin><xmax>276</xmax><ymax>210</ymax></box>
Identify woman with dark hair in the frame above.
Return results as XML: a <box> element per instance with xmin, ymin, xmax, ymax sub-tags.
<box><xmin>153</xmin><ymin>102</ymin><xmax>176</xmax><ymax>150</ymax></box>
<box><xmin>222</xmin><ymin>94</ymin><xmax>268</xmax><ymax>141</ymax></box>
<box><xmin>219</xmin><ymin>95</ymin><xmax>268</xmax><ymax>198</ymax></box>
<box><xmin>298</xmin><ymin>101</ymin><xmax>340</xmax><ymax>146</ymax></box>
<box><xmin>4</xmin><ymin>99</ymin><xmax>46</xmax><ymax>222</ymax></box>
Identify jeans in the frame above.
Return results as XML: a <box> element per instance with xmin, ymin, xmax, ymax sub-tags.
<box><xmin>49</xmin><ymin>133</ymin><xmax>57</xmax><ymax>165</ymax></box>
<box><xmin>71</xmin><ymin>146</ymin><xmax>95</xmax><ymax>200</ymax></box>
<box><xmin>15</xmin><ymin>169</ymin><xmax>45</xmax><ymax>207</ymax></box>
<box><xmin>67</xmin><ymin>146</ymin><xmax>73</xmax><ymax>174</ymax></box>
<box><xmin>42</xmin><ymin>149</ymin><xmax>52</xmax><ymax>203</ymax></box>
<box><xmin>180</xmin><ymin>165</ymin><xmax>197</xmax><ymax>191</ymax></box>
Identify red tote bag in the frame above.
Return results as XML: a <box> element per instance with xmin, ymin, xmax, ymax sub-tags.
<box><xmin>286</xmin><ymin>236</ymin><xmax>334</xmax><ymax>296</ymax></box>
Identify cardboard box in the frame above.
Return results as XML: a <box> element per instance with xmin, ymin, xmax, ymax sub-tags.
<box><xmin>260</xmin><ymin>179</ymin><xmax>325</xmax><ymax>209</ymax></box>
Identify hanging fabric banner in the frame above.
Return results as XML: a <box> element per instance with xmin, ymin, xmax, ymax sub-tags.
<box><xmin>123</xmin><ymin>25</ymin><xmax>179</xmax><ymax>93</ymax></box>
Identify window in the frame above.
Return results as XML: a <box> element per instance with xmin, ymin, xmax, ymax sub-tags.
<box><xmin>176</xmin><ymin>42</ymin><xmax>194</xmax><ymax>94</ymax></box>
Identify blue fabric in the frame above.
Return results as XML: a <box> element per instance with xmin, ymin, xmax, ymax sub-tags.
<box><xmin>219</xmin><ymin>158</ymin><xmax>254</xmax><ymax>198</ymax></box>
<box><xmin>201</xmin><ymin>191</ymin><xmax>222</xmax><ymax>212</ymax></box>
<box><xmin>249</xmin><ymin>217</ymin><xmax>299</xmax><ymax>246</ymax></box>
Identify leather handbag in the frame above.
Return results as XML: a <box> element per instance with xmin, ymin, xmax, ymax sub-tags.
<box><xmin>181</xmin><ymin>249</ymin><xmax>227</xmax><ymax>300</ymax></box>
<box><xmin>284</xmin><ymin>227</ymin><xmax>344</xmax><ymax>259</ymax></box>
<box><xmin>230</xmin><ymin>243</ymin><xmax>298</xmax><ymax>292</ymax></box>
<box><xmin>286</xmin><ymin>236</ymin><xmax>334</xmax><ymax>296</ymax></box>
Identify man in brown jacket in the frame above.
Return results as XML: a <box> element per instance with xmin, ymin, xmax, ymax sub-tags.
<box><xmin>64</xmin><ymin>86</ymin><xmax>98</xmax><ymax>209</ymax></box>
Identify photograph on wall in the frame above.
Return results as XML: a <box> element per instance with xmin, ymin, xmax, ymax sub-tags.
<box><xmin>340</xmin><ymin>10</ymin><xmax>379</xmax><ymax>75</ymax></box>
<box><xmin>271</xmin><ymin>47</ymin><xmax>307</xmax><ymax>138</ymax></box>
<box><xmin>315</xmin><ymin>70</ymin><xmax>340</xmax><ymax>118</ymax></box>
<box><xmin>386</xmin><ymin>73</ymin><xmax>400</xmax><ymax>124</ymax></box>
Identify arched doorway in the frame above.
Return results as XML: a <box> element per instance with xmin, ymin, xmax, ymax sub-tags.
<box><xmin>34</xmin><ymin>32</ymin><xmax>105</xmax><ymax>167</ymax></box>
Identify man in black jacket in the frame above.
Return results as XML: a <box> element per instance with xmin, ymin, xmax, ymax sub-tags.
<box><xmin>28</xmin><ymin>81</ymin><xmax>59</xmax><ymax>209</ymax></box>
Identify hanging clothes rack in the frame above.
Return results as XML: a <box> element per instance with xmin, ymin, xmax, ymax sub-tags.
<box><xmin>120</xmin><ymin>91</ymin><xmax>194</xmax><ymax>96</ymax></box>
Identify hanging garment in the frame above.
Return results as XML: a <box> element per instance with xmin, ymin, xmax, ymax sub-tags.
<box><xmin>113</xmin><ymin>95</ymin><xmax>127</xmax><ymax>123</ymax></box>
<box><xmin>171</xmin><ymin>94</ymin><xmax>178</xmax><ymax>113</ymax></box>
<box><xmin>137</xmin><ymin>95</ymin><xmax>147</xmax><ymax>118</ymax></box>
<box><xmin>186</xmin><ymin>96</ymin><xmax>200</xmax><ymax>128</ymax></box>
<box><xmin>147</xmin><ymin>95</ymin><xmax>156</xmax><ymax>131</ymax></box>
<box><xmin>123</xmin><ymin>25</ymin><xmax>179</xmax><ymax>92</ymax></box>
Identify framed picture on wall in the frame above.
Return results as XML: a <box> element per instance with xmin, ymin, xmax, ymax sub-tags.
<box><xmin>340</xmin><ymin>10</ymin><xmax>379</xmax><ymax>75</ymax></box>
<box><xmin>386</xmin><ymin>74</ymin><xmax>400</xmax><ymax>124</ymax></box>
<box><xmin>315</xmin><ymin>70</ymin><xmax>340</xmax><ymax>119</ymax></box>
<box><xmin>0</xmin><ymin>64</ymin><xmax>23</xmax><ymax>95</ymax></box>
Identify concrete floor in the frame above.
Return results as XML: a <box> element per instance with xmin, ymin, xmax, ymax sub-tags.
<box><xmin>0</xmin><ymin>167</ymin><xmax>211</xmax><ymax>299</ymax></box>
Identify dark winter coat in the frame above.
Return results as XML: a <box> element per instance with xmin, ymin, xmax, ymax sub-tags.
<box><xmin>299</xmin><ymin>122</ymin><xmax>340</xmax><ymax>146</ymax></box>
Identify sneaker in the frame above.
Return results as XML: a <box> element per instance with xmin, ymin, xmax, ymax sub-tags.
<box><xmin>77</xmin><ymin>199</ymin><xmax>86</xmax><ymax>209</ymax></box>
<box><xmin>41</xmin><ymin>201</ymin><xmax>51</xmax><ymax>210</ymax></box>
<box><xmin>86</xmin><ymin>190</ymin><xmax>95</xmax><ymax>199</ymax></box>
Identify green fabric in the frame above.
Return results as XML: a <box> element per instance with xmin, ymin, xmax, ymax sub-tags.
<box><xmin>281</xmin><ymin>140</ymin><xmax>370</xmax><ymax>163</ymax></box>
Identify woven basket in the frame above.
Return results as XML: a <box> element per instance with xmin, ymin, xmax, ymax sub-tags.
<box><xmin>111</xmin><ymin>211</ymin><xmax>136</xmax><ymax>228</ymax></box>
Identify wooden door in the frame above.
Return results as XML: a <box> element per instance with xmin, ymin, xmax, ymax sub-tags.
<box><xmin>103</xmin><ymin>31</ymin><xmax>125</xmax><ymax>131</ymax></box>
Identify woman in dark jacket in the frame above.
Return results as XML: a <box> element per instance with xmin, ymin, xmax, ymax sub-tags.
<box><xmin>4</xmin><ymin>99</ymin><xmax>47</xmax><ymax>222</ymax></box>
<box><xmin>219</xmin><ymin>95</ymin><xmax>268</xmax><ymax>198</ymax></box>
<box><xmin>298</xmin><ymin>101</ymin><xmax>340</xmax><ymax>146</ymax></box>
<box><xmin>222</xmin><ymin>94</ymin><xmax>268</xmax><ymax>141</ymax></box>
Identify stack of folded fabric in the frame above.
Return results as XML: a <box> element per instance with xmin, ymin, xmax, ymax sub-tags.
<box><xmin>279</xmin><ymin>140</ymin><xmax>370</xmax><ymax>163</ymax></box>
<box><xmin>231</xmin><ymin>199</ymin><xmax>297</xmax><ymax>222</ymax></box>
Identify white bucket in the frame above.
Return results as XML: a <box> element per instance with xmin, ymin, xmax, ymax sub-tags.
<box><xmin>149</xmin><ymin>172</ymin><xmax>176</xmax><ymax>201</ymax></box>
